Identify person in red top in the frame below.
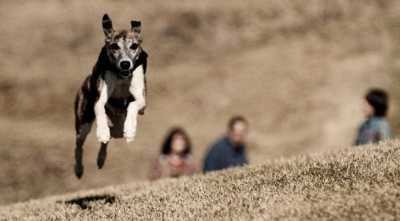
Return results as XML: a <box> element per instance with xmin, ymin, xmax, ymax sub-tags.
<box><xmin>149</xmin><ymin>127</ymin><xmax>196</xmax><ymax>180</ymax></box>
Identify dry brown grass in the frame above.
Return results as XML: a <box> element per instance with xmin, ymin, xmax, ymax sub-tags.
<box><xmin>1</xmin><ymin>0</ymin><xmax>400</xmax><ymax>206</ymax></box>
<box><xmin>1</xmin><ymin>140</ymin><xmax>400</xmax><ymax>220</ymax></box>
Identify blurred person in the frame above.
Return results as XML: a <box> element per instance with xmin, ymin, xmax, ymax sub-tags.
<box><xmin>203</xmin><ymin>116</ymin><xmax>249</xmax><ymax>173</ymax></box>
<box><xmin>149</xmin><ymin>127</ymin><xmax>196</xmax><ymax>180</ymax></box>
<box><xmin>355</xmin><ymin>88</ymin><xmax>392</xmax><ymax>146</ymax></box>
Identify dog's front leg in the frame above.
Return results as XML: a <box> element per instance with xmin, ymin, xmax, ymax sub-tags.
<box><xmin>95</xmin><ymin>80</ymin><xmax>111</xmax><ymax>143</ymax></box>
<box><xmin>124</xmin><ymin>65</ymin><xmax>146</xmax><ymax>143</ymax></box>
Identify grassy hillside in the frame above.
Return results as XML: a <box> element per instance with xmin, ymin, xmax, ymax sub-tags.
<box><xmin>1</xmin><ymin>141</ymin><xmax>400</xmax><ymax>220</ymax></box>
<box><xmin>1</xmin><ymin>0</ymin><xmax>400</xmax><ymax>205</ymax></box>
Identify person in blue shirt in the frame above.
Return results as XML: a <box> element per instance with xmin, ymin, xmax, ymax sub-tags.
<box><xmin>355</xmin><ymin>88</ymin><xmax>392</xmax><ymax>146</ymax></box>
<box><xmin>203</xmin><ymin>116</ymin><xmax>249</xmax><ymax>173</ymax></box>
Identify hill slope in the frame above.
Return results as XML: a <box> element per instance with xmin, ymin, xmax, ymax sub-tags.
<box><xmin>1</xmin><ymin>0</ymin><xmax>400</xmax><ymax>205</ymax></box>
<box><xmin>1</xmin><ymin>141</ymin><xmax>400</xmax><ymax>220</ymax></box>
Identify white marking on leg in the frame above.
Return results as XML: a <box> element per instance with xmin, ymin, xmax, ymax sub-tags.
<box><xmin>124</xmin><ymin>65</ymin><xmax>146</xmax><ymax>143</ymax></box>
<box><xmin>95</xmin><ymin>80</ymin><xmax>111</xmax><ymax>143</ymax></box>
<box><xmin>107</xmin><ymin>116</ymin><xmax>114</xmax><ymax>127</ymax></box>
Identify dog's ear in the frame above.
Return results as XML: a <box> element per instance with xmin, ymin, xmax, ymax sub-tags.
<box><xmin>131</xmin><ymin>20</ymin><xmax>141</xmax><ymax>33</ymax></box>
<box><xmin>102</xmin><ymin>14</ymin><xmax>114</xmax><ymax>39</ymax></box>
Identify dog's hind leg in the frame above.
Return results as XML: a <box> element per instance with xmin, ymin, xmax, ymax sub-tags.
<box><xmin>74</xmin><ymin>123</ymin><xmax>92</xmax><ymax>179</ymax></box>
<box><xmin>97</xmin><ymin>142</ymin><xmax>108</xmax><ymax>169</ymax></box>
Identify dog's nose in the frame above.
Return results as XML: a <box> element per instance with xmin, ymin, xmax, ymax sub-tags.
<box><xmin>120</xmin><ymin>61</ymin><xmax>131</xmax><ymax>70</ymax></box>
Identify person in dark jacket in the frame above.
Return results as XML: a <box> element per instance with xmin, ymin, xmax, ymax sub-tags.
<box><xmin>355</xmin><ymin>88</ymin><xmax>392</xmax><ymax>146</ymax></box>
<box><xmin>203</xmin><ymin>116</ymin><xmax>249</xmax><ymax>172</ymax></box>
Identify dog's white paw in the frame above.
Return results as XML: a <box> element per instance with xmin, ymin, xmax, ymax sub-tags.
<box><xmin>124</xmin><ymin>127</ymin><xmax>136</xmax><ymax>143</ymax></box>
<box><xmin>97</xmin><ymin>126</ymin><xmax>110</xmax><ymax>143</ymax></box>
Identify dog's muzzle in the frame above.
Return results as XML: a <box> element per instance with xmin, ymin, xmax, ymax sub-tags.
<box><xmin>120</xmin><ymin>61</ymin><xmax>131</xmax><ymax>70</ymax></box>
<box><xmin>118</xmin><ymin>60</ymin><xmax>133</xmax><ymax>79</ymax></box>
<box><xmin>119</xmin><ymin>70</ymin><xmax>132</xmax><ymax>79</ymax></box>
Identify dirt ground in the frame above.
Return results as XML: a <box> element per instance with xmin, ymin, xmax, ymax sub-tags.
<box><xmin>0</xmin><ymin>0</ymin><xmax>399</xmax><ymax>205</ymax></box>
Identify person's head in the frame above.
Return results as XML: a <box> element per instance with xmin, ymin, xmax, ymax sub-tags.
<box><xmin>363</xmin><ymin>88</ymin><xmax>389</xmax><ymax>118</ymax></box>
<box><xmin>227</xmin><ymin>115</ymin><xmax>249</xmax><ymax>145</ymax></box>
<box><xmin>161</xmin><ymin>127</ymin><xmax>192</xmax><ymax>157</ymax></box>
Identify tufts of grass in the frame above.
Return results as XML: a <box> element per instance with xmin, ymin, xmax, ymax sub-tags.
<box><xmin>1</xmin><ymin>140</ymin><xmax>400</xmax><ymax>220</ymax></box>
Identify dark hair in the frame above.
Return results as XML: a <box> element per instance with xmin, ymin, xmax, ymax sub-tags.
<box><xmin>366</xmin><ymin>88</ymin><xmax>389</xmax><ymax>117</ymax></box>
<box><xmin>161</xmin><ymin>127</ymin><xmax>192</xmax><ymax>156</ymax></box>
<box><xmin>228</xmin><ymin>115</ymin><xmax>248</xmax><ymax>131</ymax></box>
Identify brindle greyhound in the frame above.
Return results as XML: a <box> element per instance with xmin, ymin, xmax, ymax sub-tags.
<box><xmin>74</xmin><ymin>14</ymin><xmax>148</xmax><ymax>178</ymax></box>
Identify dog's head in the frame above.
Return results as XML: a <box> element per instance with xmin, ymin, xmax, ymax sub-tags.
<box><xmin>102</xmin><ymin>14</ymin><xmax>143</xmax><ymax>79</ymax></box>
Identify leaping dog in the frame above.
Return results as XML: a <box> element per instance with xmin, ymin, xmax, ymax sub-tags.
<box><xmin>74</xmin><ymin>14</ymin><xmax>148</xmax><ymax>178</ymax></box>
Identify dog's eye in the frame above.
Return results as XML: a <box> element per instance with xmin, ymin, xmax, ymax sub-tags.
<box><xmin>130</xmin><ymin>43</ymin><xmax>138</xmax><ymax>50</ymax></box>
<box><xmin>110</xmin><ymin>43</ymin><xmax>120</xmax><ymax>50</ymax></box>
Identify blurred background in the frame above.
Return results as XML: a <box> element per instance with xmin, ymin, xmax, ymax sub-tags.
<box><xmin>1</xmin><ymin>0</ymin><xmax>400</xmax><ymax>205</ymax></box>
